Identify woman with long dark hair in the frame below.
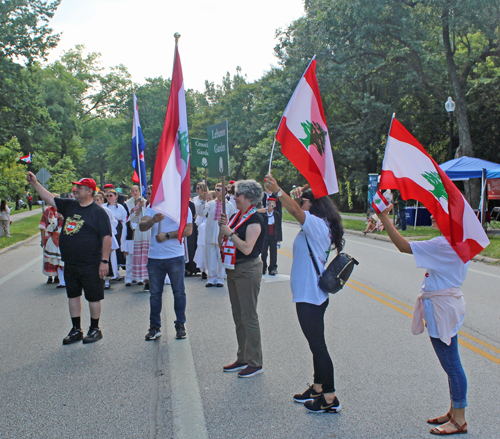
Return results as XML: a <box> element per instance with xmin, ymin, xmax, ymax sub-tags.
<box><xmin>265</xmin><ymin>174</ymin><xmax>344</xmax><ymax>413</ymax></box>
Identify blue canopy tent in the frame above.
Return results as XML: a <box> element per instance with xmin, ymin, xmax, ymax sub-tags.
<box><xmin>440</xmin><ymin>156</ymin><xmax>500</xmax><ymax>227</ymax></box>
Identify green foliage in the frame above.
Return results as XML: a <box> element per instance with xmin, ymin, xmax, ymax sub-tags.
<box><xmin>0</xmin><ymin>137</ymin><xmax>28</xmax><ymax>199</ymax></box>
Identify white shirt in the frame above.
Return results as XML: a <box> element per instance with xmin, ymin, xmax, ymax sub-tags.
<box><xmin>145</xmin><ymin>206</ymin><xmax>193</xmax><ymax>260</ymax></box>
<box><xmin>290</xmin><ymin>211</ymin><xmax>331</xmax><ymax>305</ymax></box>
<box><xmin>410</xmin><ymin>237</ymin><xmax>469</xmax><ymax>338</ymax></box>
<box><xmin>203</xmin><ymin>200</ymin><xmax>236</xmax><ymax>245</ymax></box>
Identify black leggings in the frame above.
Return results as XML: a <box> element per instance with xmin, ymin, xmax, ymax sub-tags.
<box><xmin>296</xmin><ymin>299</ymin><xmax>335</xmax><ymax>393</ymax></box>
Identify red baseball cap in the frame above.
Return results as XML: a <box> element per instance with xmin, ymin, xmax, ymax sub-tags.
<box><xmin>72</xmin><ymin>178</ymin><xmax>97</xmax><ymax>191</ymax></box>
<box><xmin>103</xmin><ymin>183</ymin><xmax>114</xmax><ymax>189</ymax></box>
<box><xmin>268</xmin><ymin>197</ymin><xmax>277</xmax><ymax>202</ymax></box>
<box><xmin>229</xmin><ymin>180</ymin><xmax>235</xmax><ymax>184</ymax></box>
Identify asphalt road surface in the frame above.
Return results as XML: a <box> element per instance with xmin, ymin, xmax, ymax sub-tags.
<box><xmin>1</xmin><ymin>222</ymin><xmax>499</xmax><ymax>439</ymax></box>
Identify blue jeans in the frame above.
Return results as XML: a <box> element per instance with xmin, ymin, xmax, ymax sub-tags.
<box><xmin>430</xmin><ymin>335</ymin><xmax>467</xmax><ymax>409</ymax></box>
<box><xmin>147</xmin><ymin>256</ymin><xmax>186</xmax><ymax>329</ymax></box>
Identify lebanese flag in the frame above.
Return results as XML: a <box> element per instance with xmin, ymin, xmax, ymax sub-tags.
<box><xmin>380</xmin><ymin>117</ymin><xmax>489</xmax><ymax>263</ymax></box>
<box><xmin>276</xmin><ymin>56</ymin><xmax>338</xmax><ymax>198</ymax></box>
<box><xmin>372</xmin><ymin>189</ymin><xmax>390</xmax><ymax>214</ymax></box>
<box><xmin>150</xmin><ymin>43</ymin><xmax>190</xmax><ymax>242</ymax></box>
<box><xmin>20</xmin><ymin>153</ymin><xmax>31</xmax><ymax>163</ymax></box>
<box><xmin>131</xmin><ymin>93</ymin><xmax>147</xmax><ymax>196</ymax></box>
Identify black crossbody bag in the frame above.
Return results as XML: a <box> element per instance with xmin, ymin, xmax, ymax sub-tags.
<box><xmin>305</xmin><ymin>237</ymin><xmax>359</xmax><ymax>294</ymax></box>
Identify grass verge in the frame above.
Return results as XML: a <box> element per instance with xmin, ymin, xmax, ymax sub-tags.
<box><xmin>283</xmin><ymin>210</ymin><xmax>500</xmax><ymax>260</ymax></box>
<box><xmin>0</xmin><ymin>213</ymin><xmax>42</xmax><ymax>251</ymax></box>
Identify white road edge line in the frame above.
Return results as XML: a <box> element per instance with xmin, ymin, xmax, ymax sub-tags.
<box><xmin>165</xmin><ymin>291</ymin><xmax>209</xmax><ymax>439</ymax></box>
<box><xmin>0</xmin><ymin>255</ymin><xmax>42</xmax><ymax>287</ymax></box>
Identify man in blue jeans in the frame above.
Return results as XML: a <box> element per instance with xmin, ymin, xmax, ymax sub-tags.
<box><xmin>139</xmin><ymin>207</ymin><xmax>193</xmax><ymax>340</ymax></box>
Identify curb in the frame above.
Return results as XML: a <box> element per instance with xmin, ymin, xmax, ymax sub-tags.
<box><xmin>0</xmin><ymin>234</ymin><xmax>39</xmax><ymax>256</ymax></box>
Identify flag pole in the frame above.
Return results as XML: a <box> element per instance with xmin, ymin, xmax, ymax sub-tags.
<box><xmin>268</xmin><ymin>138</ymin><xmax>277</xmax><ymax>174</ymax></box>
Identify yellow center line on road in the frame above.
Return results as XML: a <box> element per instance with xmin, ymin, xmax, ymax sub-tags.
<box><xmin>277</xmin><ymin>249</ymin><xmax>500</xmax><ymax>365</ymax></box>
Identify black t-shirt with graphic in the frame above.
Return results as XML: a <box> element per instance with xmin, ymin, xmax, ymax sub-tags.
<box><xmin>55</xmin><ymin>198</ymin><xmax>112</xmax><ymax>266</ymax></box>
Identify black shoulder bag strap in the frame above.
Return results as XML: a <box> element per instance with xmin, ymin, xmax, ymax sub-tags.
<box><xmin>305</xmin><ymin>236</ymin><xmax>321</xmax><ymax>277</ymax></box>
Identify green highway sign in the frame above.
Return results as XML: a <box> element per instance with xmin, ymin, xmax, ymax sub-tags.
<box><xmin>207</xmin><ymin>121</ymin><xmax>229</xmax><ymax>177</ymax></box>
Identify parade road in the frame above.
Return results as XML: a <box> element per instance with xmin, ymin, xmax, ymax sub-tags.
<box><xmin>1</xmin><ymin>222</ymin><xmax>499</xmax><ymax>438</ymax></box>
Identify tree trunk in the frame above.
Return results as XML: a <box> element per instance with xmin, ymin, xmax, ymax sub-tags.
<box><xmin>442</xmin><ymin>2</ymin><xmax>480</xmax><ymax>206</ymax></box>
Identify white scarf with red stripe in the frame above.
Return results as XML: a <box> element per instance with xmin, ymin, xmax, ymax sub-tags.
<box><xmin>221</xmin><ymin>206</ymin><xmax>258</xmax><ymax>269</ymax></box>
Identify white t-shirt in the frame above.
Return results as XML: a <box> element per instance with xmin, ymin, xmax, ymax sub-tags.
<box><xmin>145</xmin><ymin>207</ymin><xmax>193</xmax><ymax>260</ymax></box>
<box><xmin>410</xmin><ymin>237</ymin><xmax>469</xmax><ymax>338</ymax></box>
<box><xmin>290</xmin><ymin>211</ymin><xmax>331</xmax><ymax>305</ymax></box>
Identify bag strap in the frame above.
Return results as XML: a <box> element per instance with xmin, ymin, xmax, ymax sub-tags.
<box><xmin>305</xmin><ymin>236</ymin><xmax>321</xmax><ymax>277</ymax></box>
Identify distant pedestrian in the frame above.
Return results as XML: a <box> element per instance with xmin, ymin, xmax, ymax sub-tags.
<box><xmin>378</xmin><ymin>208</ymin><xmax>469</xmax><ymax>435</ymax></box>
<box><xmin>0</xmin><ymin>200</ymin><xmax>11</xmax><ymax>237</ymax></box>
<box><xmin>39</xmin><ymin>199</ymin><xmax>65</xmax><ymax>287</ymax></box>
<box><xmin>259</xmin><ymin>196</ymin><xmax>282</xmax><ymax>276</ymax></box>
<box><xmin>396</xmin><ymin>192</ymin><xmax>407</xmax><ymax>231</ymax></box>
<box><xmin>265</xmin><ymin>174</ymin><xmax>344</xmax><ymax>414</ymax></box>
<box><xmin>139</xmin><ymin>203</ymin><xmax>193</xmax><ymax>341</ymax></box>
<box><xmin>27</xmin><ymin>193</ymin><xmax>33</xmax><ymax>210</ymax></box>
<box><xmin>27</xmin><ymin>172</ymin><xmax>112</xmax><ymax>345</ymax></box>
<box><xmin>193</xmin><ymin>182</ymin><xmax>209</xmax><ymax>279</ymax></box>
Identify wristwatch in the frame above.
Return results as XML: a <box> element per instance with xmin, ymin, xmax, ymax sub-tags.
<box><xmin>276</xmin><ymin>188</ymin><xmax>283</xmax><ymax>197</ymax></box>
<box><xmin>166</xmin><ymin>232</ymin><xmax>171</xmax><ymax>240</ymax></box>
<box><xmin>101</xmin><ymin>259</ymin><xmax>109</xmax><ymax>264</ymax></box>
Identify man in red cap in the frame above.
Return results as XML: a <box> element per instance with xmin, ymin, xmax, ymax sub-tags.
<box><xmin>103</xmin><ymin>184</ymin><xmax>114</xmax><ymax>189</ymax></box>
<box><xmin>27</xmin><ymin>173</ymin><xmax>112</xmax><ymax>345</ymax></box>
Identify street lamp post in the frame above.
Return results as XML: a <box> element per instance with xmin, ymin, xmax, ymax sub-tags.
<box><xmin>445</xmin><ymin>97</ymin><xmax>455</xmax><ymax>161</ymax></box>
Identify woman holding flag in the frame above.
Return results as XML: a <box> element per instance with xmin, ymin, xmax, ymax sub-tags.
<box><xmin>218</xmin><ymin>180</ymin><xmax>265</xmax><ymax>378</ymax></box>
<box><xmin>377</xmin><ymin>208</ymin><xmax>469</xmax><ymax>435</ymax></box>
<box><xmin>265</xmin><ymin>174</ymin><xmax>344</xmax><ymax>414</ymax></box>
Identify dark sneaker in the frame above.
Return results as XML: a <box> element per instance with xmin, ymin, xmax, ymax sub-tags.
<box><xmin>201</xmin><ymin>272</ymin><xmax>207</xmax><ymax>279</ymax></box>
<box><xmin>175</xmin><ymin>323</ymin><xmax>187</xmax><ymax>339</ymax></box>
<box><xmin>215</xmin><ymin>282</ymin><xmax>224</xmax><ymax>288</ymax></box>
<box><xmin>143</xmin><ymin>282</ymin><xmax>150</xmax><ymax>292</ymax></box>
<box><xmin>205</xmin><ymin>282</ymin><xmax>214</xmax><ymax>288</ymax></box>
<box><xmin>137</xmin><ymin>281</ymin><xmax>144</xmax><ymax>286</ymax></box>
<box><xmin>269</xmin><ymin>269</ymin><xmax>278</xmax><ymax>276</ymax></box>
<box><xmin>83</xmin><ymin>327</ymin><xmax>103</xmax><ymax>344</ymax></box>
<box><xmin>54</xmin><ymin>276</ymin><xmax>59</xmax><ymax>283</ymax></box>
<box><xmin>238</xmin><ymin>366</ymin><xmax>263</xmax><ymax>378</ymax></box>
<box><xmin>145</xmin><ymin>327</ymin><xmax>162</xmax><ymax>341</ymax></box>
<box><xmin>63</xmin><ymin>327</ymin><xmax>83</xmax><ymax>345</ymax></box>
<box><xmin>304</xmin><ymin>394</ymin><xmax>341</xmax><ymax>413</ymax></box>
<box><xmin>223</xmin><ymin>361</ymin><xmax>248</xmax><ymax>372</ymax></box>
<box><xmin>46</xmin><ymin>277</ymin><xmax>53</xmax><ymax>284</ymax></box>
<box><xmin>293</xmin><ymin>384</ymin><xmax>322</xmax><ymax>403</ymax></box>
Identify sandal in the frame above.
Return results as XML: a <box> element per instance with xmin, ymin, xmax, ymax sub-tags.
<box><xmin>427</xmin><ymin>412</ymin><xmax>451</xmax><ymax>425</ymax></box>
<box><xmin>430</xmin><ymin>419</ymin><xmax>468</xmax><ymax>435</ymax></box>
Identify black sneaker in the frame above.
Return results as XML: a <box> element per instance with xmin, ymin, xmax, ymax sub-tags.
<box><xmin>269</xmin><ymin>269</ymin><xmax>278</xmax><ymax>276</ymax></box>
<box><xmin>143</xmin><ymin>282</ymin><xmax>150</xmax><ymax>292</ymax></box>
<box><xmin>175</xmin><ymin>323</ymin><xmax>187</xmax><ymax>339</ymax></box>
<box><xmin>304</xmin><ymin>394</ymin><xmax>341</xmax><ymax>413</ymax></box>
<box><xmin>223</xmin><ymin>361</ymin><xmax>248</xmax><ymax>372</ymax></box>
<box><xmin>238</xmin><ymin>365</ymin><xmax>263</xmax><ymax>378</ymax></box>
<box><xmin>63</xmin><ymin>327</ymin><xmax>83</xmax><ymax>345</ymax></box>
<box><xmin>83</xmin><ymin>327</ymin><xmax>103</xmax><ymax>344</ymax></box>
<box><xmin>293</xmin><ymin>384</ymin><xmax>322</xmax><ymax>403</ymax></box>
<box><xmin>145</xmin><ymin>327</ymin><xmax>162</xmax><ymax>340</ymax></box>
<box><xmin>201</xmin><ymin>272</ymin><xmax>207</xmax><ymax>280</ymax></box>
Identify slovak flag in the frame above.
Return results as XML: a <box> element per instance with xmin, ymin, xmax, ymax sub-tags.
<box><xmin>276</xmin><ymin>56</ymin><xmax>338</xmax><ymax>198</ymax></box>
<box><xmin>20</xmin><ymin>153</ymin><xmax>31</xmax><ymax>163</ymax></box>
<box><xmin>372</xmin><ymin>189</ymin><xmax>390</xmax><ymax>214</ymax></box>
<box><xmin>379</xmin><ymin>116</ymin><xmax>489</xmax><ymax>263</ymax></box>
<box><xmin>131</xmin><ymin>93</ymin><xmax>147</xmax><ymax>196</ymax></box>
<box><xmin>150</xmin><ymin>41</ymin><xmax>190</xmax><ymax>242</ymax></box>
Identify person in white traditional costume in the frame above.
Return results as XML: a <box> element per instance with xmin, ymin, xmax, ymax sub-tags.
<box><xmin>378</xmin><ymin>207</ymin><xmax>469</xmax><ymax>435</ymax></box>
<box><xmin>104</xmin><ymin>190</ymin><xmax>127</xmax><ymax>281</ymax></box>
<box><xmin>193</xmin><ymin>182</ymin><xmax>209</xmax><ymax>279</ymax></box>
<box><xmin>202</xmin><ymin>183</ymin><xmax>235</xmax><ymax>287</ymax></box>
<box><xmin>94</xmin><ymin>192</ymin><xmax>118</xmax><ymax>290</ymax></box>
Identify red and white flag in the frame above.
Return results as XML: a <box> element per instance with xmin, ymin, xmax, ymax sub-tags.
<box><xmin>276</xmin><ymin>57</ymin><xmax>338</xmax><ymax>198</ymax></box>
<box><xmin>20</xmin><ymin>153</ymin><xmax>31</xmax><ymax>163</ymax></box>
<box><xmin>372</xmin><ymin>189</ymin><xmax>390</xmax><ymax>214</ymax></box>
<box><xmin>380</xmin><ymin>117</ymin><xmax>489</xmax><ymax>263</ymax></box>
<box><xmin>150</xmin><ymin>43</ymin><xmax>190</xmax><ymax>242</ymax></box>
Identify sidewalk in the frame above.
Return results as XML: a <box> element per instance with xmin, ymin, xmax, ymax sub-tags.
<box><xmin>10</xmin><ymin>207</ymin><xmax>42</xmax><ymax>222</ymax></box>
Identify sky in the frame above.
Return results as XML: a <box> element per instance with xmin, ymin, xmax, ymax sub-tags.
<box><xmin>46</xmin><ymin>0</ymin><xmax>306</xmax><ymax>92</ymax></box>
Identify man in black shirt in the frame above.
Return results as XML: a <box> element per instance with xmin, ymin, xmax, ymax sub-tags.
<box><xmin>27</xmin><ymin>172</ymin><xmax>112</xmax><ymax>345</ymax></box>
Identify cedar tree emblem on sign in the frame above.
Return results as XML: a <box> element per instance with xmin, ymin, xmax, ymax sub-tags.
<box><xmin>64</xmin><ymin>214</ymin><xmax>84</xmax><ymax>235</ymax></box>
<box><xmin>422</xmin><ymin>171</ymin><xmax>448</xmax><ymax>202</ymax></box>
<box><xmin>299</xmin><ymin>120</ymin><xmax>327</xmax><ymax>156</ymax></box>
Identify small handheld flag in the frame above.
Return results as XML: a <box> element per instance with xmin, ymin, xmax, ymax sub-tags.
<box><xmin>371</xmin><ymin>189</ymin><xmax>390</xmax><ymax>214</ymax></box>
<box><xmin>131</xmin><ymin>94</ymin><xmax>147</xmax><ymax>196</ymax></box>
<box><xmin>20</xmin><ymin>153</ymin><xmax>31</xmax><ymax>163</ymax></box>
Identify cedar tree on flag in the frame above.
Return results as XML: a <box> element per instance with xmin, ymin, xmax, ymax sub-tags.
<box><xmin>131</xmin><ymin>93</ymin><xmax>147</xmax><ymax>196</ymax></box>
<box><xmin>20</xmin><ymin>153</ymin><xmax>31</xmax><ymax>163</ymax></box>
<box><xmin>150</xmin><ymin>40</ymin><xmax>190</xmax><ymax>242</ymax></box>
<box><xmin>379</xmin><ymin>117</ymin><xmax>489</xmax><ymax>263</ymax></box>
<box><xmin>372</xmin><ymin>189</ymin><xmax>390</xmax><ymax>214</ymax></box>
<box><xmin>276</xmin><ymin>56</ymin><xmax>338</xmax><ymax>198</ymax></box>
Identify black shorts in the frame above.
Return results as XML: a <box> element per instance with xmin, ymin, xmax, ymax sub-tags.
<box><xmin>64</xmin><ymin>263</ymin><xmax>104</xmax><ymax>302</ymax></box>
